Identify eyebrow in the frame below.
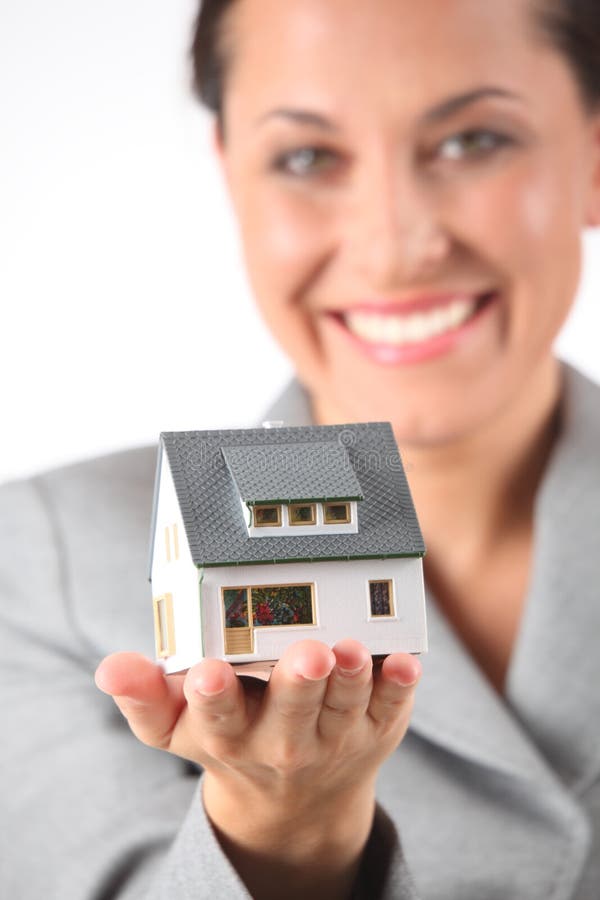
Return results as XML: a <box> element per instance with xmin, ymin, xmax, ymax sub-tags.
<box><xmin>255</xmin><ymin>87</ymin><xmax>526</xmax><ymax>131</ymax></box>
<box><xmin>420</xmin><ymin>87</ymin><xmax>526</xmax><ymax>123</ymax></box>
<box><xmin>255</xmin><ymin>109</ymin><xmax>338</xmax><ymax>130</ymax></box>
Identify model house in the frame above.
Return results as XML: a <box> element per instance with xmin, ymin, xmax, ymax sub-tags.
<box><xmin>149</xmin><ymin>421</ymin><xmax>427</xmax><ymax>674</ymax></box>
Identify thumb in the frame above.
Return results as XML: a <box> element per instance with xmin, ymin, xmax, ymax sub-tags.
<box><xmin>95</xmin><ymin>652</ymin><xmax>185</xmax><ymax>750</ymax></box>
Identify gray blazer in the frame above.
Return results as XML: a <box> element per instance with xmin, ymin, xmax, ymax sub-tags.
<box><xmin>0</xmin><ymin>363</ymin><xmax>598</xmax><ymax>899</ymax></box>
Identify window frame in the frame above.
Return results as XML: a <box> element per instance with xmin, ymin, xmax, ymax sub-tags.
<box><xmin>323</xmin><ymin>501</ymin><xmax>351</xmax><ymax>524</ymax></box>
<box><xmin>153</xmin><ymin>592</ymin><xmax>176</xmax><ymax>657</ymax></box>
<box><xmin>288</xmin><ymin>503</ymin><xmax>317</xmax><ymax>526</ymax></box>
<box><xmin>222</xmin><ymin>586</ymin><xmax>251</xmax><ymax>628</ymax></box>
<box><xmin>252</xmin><ymin>504</ymin><xmax>282</xmax><ymax>527</ymax></box>
<box><xmin>221</xmin><ymin>582</ymin><xmax>316</xmax><ymax>628</ymax></box>
<box><xmin>368</xmin><ymin>579</ymin><xmax>395</xmax><ymax>618</ymax></box>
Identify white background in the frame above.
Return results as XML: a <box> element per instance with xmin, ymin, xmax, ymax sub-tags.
<box><xmin>2</xmin><ymin>0</ymin><xmax>599</xmax><ymax>484</ymax></box>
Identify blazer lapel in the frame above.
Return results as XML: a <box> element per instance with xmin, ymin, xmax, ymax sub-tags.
<box><xmin>409</xmin><ymin>590</ymin><xmax>555</xmax><ymax>784</ymax></box>
<box><xmin>506</xmin><ymin>364</ymin><xmax>600</xmax><ymax>792</ymax></box>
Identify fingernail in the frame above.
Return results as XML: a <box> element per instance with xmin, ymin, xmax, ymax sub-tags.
<box><xmin>337</xmin><ymin>663</ymin><xmax>366</xmax><ymax>677</ymax></box>
<box><xmin>292</xmin><ymin>649</ymin><xmax>336</xmax><ymax>682</ymax></box>
<box><xmin>293</xmin><ymin>660</ymin><xmax>334</xmax><ymax>681</ymax></box>
<box><xmin>293</xmin><ymin>668</ymin><xmax>327</xmax><ymax>682</ymax></box>
<box><xmin>392</xmin><ymin>675</ymin><xmax>418</xmax><ymax>687</ymax></box>
<box><xmin>392</xmin><ymin>665</ymin><xmax>421</xmax><ymax>687</ymax></box>
<box><xmin>388</xmin><ymin>657</ymin><xmax>422</xmax><ymax>688</ymax></box>
<box><xmin>118</xmin><ymin>695</ymin><xmax>149</xmax><ymax>707</ymax></box>
<box><xmin>194</xmin><ymin>674</ymin><xmax>226</xmax><ymax>696</ymax></box>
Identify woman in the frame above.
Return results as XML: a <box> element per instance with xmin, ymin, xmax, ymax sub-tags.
<box><xmin>2</xmin><ymin>0</ymin><xmax>599</xmax><ymax>898</ymax></box>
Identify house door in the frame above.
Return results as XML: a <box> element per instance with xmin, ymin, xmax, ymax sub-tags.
<box><xmin>222</xmin><ymin>588</ymin><xmax>254</xmax><ymax>654</ymax></box>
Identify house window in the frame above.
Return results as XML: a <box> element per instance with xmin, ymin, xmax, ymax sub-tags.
<box><xmin>368</xmin><ymin>580</ymin><xmax>394</xmax><ymax>617</ymax></box>
<box><xmin>253</xmin><ymin>505</ymin><xmax>282</xmax><ymax>527</ymax></box>
<box><xmin>251</xmin><ymin>584</ymin><xmax>315</xmax><ymax>626</ymax></box>
<box><xmin>221</xmin><ymin>584</ymin><xmax>316</xmax><ymax>629</ymax></box>
<box><xmin>289</xmin><ymin>503</ymin><xmax>316</xmax><ymax>525</ymax></box>
<box><xmin>153</xmin><ymin>593</ymin><xmax>176</xmax><ymax>657</ymax></box>
<box><xmin>222</xmin><ymin>589</ymin><xmax>253</xmax><ymax>654</ymax></box>
<box><xmin>165</xmin><ymin>524</ymin><xmax>180</xmax><ymax>561</ymax></box>
<box><xmin>223</xmin><ymin>588</ymin><xmax>250</xmax><ymax>628</ymax></box>
<box><xmin>323</xmin><ymin>502</ymin><xmax>351</xmax><ymax>524</ymax></box>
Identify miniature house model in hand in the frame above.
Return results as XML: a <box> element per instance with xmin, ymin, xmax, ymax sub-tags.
<box><xmin>149</xmin><ymin>421</ymin><xmax>428</xmax><ymax>674</ymax></box>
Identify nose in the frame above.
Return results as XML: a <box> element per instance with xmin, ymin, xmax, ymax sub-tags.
<box><xmin>346</xmin><ymin>159</ymin><xmax>451</xmax><ymax>290</ymax></box>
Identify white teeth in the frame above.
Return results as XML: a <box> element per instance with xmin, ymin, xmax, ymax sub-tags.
<box><xmin>344</xmin><ymin>298</ymin><xmax>478</xmax><ymax>346</ymax></box>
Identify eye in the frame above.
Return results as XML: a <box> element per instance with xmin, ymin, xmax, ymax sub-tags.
<box><xmin>272</xmin><ymin>146</ymin><xmax>340</xmax><ymax>178</ymax></box>
<box><xmin>436</xmin><ymin>130</ymin><xmax>513</xmax><ymax>161</ymax></box>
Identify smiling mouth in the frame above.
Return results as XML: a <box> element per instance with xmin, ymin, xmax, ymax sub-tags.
<box><xmin>338</xmin><ymin>293</ymin><xmax>496</xmax><ymax>347</ymax></box>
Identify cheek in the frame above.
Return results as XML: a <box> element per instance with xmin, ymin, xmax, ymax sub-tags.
<box><xmin>453</xmin><ymin>166</ymin><xmax>560</xmax><ymax>265</ymax></box>
<box><xmin>505</xmin><ymin>161</ymin><xmax>583</xmax><ymax>342</ymax></box>
<box><xmin>236</xmin><ymin>186</ymin><xmax>333</xmax><ymax>312</ymax></box>
<box><xmin>451</xmin><ymin>161</ymin><xmax>581</xmax><ymax>329</ymax></box>
<box><xmin>231</xmin><ymin>181</ymin><xmax>336</xmax><ymax>373</ymax></box>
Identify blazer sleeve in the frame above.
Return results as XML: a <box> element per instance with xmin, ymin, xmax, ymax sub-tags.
<box><xmin>0</xmin><ymin>474</ymin><xmax>421</xmax><ymax>900</ymax></box>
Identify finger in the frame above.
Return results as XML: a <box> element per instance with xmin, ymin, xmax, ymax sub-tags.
<box><xmin>367</xmin><ymin>654</ymin><xmax>422</xmax><ymax>727</ymax></box>
<box><xmin>180</xmin><ymin>658</ymin><xmax>249</xmax><ymax>741</ymax></box>
<box><xmin>95</xmin><ymin>652</ymin><xmax>185</xmax><ymax>749</ymax></box>
<box><xmin>318</xmin><ymin>639</ymin><xmax>373</xmax><ymax>740</ymax></box>
<box><xmin>260</xmin><ymin>640</ymin><xmax>336</xmax><ymax>742</ymax></box>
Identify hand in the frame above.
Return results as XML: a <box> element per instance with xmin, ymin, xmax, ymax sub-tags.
<box><xmin>95</xmin><ymin>640</ymin><xmax>421</xmax><ymax>900</ymax></box>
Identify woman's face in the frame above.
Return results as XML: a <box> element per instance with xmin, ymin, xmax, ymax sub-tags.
<box><xmin>218</xmin><ymin>0</ymin><xmax>600</xmax><ymax>444</ymax></box>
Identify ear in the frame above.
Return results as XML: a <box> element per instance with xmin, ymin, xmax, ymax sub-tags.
<box><xmin>212</xmin><ymin>120</ymin><xmax>232</xmax><ymax>194</ymax></box>
<box><xmin>212</xmin><ymin>119</ymin><xmax>224</xmax><ymax>159</ymax></box>
<box><xmin>584</xmin><ymin>113</ymin><xmax>600</xmax><ymax>227</ymax></box>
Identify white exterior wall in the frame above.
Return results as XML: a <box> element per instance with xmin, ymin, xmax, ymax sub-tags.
<box><xmin>202</xmin><ymin>557</ymin><xmax>427</xmax><ymax>664</ymax></box>
<box><xmin>150</xmin><ymin>453</ymin><xmax>203</xmax><ymax>673</ymax></box>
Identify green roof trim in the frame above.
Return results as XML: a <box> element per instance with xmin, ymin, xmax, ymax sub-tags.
<box><xmin>247</xmin><ymin>496</ymin><xmax>362</xmax><ymax>506</ymax></box>
<box><xmin>197</xmin><ymin>550</ymin><xmax>425</xmax><ymax>569</ymax></box>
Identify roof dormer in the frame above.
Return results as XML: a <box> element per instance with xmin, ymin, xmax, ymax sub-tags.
<box><xmin>222</xmin><ymin>442</ymin><xmax>362</xmax><ymax>536</ymax></box>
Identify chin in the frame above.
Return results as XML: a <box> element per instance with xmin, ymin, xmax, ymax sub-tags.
<box><xmin>364</xmin><ymin>401</ymin><xmax>481</xmax><ymax>447</ymax></box>
<box><xmin>310</xmin><ymin>362</ymin><xmax>514</xmax><ymax>447</ymax></box>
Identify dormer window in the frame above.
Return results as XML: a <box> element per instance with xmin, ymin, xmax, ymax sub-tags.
<box><xmin>253</xmin><ymin>505</ymin><xmax>282</xmax><ymax>527</ymax></box>
<box><xmin>289</xmin><ymin>503</ymin><xmax>317</xmax><ymax>525</ymax></box>
<box><xmin>324</xmin><ymin>502</ymin><xmax>351</xmax><ymax>524</ymax></box>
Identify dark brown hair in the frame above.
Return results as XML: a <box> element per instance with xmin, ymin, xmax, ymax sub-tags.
<box><xmin>190</xmin><ymin>0</ymin><xmax>600</xmax><ymax>123</ymax></box>
<box><xmin>191</xmin><ymin>0</ymin><xmax>237</xmax><ymax>121</ymax></box>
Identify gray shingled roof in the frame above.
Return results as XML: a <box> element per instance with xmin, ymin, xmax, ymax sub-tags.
<box><xmin>156</xmin><ymin>422</ymin><xmax>425</xmax><ymax>568</ymax></box>
<box><xmin>222</xmin><ymin>442</ymin><xmax>364</xmax><ymax>504</ymax></box>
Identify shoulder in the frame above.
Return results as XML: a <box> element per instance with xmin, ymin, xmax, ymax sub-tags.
<box><xmin>31</xmin><ymin>443</ymin><xmax>157</xmax><ymax>511</ymax></box>
<box><xmin>0</xmin><ymin>444</ymin><xmax>157</xmax><ymax>559</ymax></box>
<box><xmin>563</xmin><ymin>362</ymin><xmax>600</xmax><ymax>423</ymax></box>
<box><xmin>560</xmin><ymin>362</ymin><xmax>600</xmax><ymax>456</ymax></box>
<box><xmin>0</xmin><ymin>445</ymin><xmax>158</xmax><ymax>661</ymax></box>
<box><xmin>0</xmin><ymin>442</ymin><xmax>156</xmax><ymax>502</ymax></box>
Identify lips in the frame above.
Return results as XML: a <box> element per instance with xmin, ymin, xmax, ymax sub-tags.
<box><xmin>329</xmin><ymin>291</ymin><xmax>498</xmax><ymax>364</ymax></box>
